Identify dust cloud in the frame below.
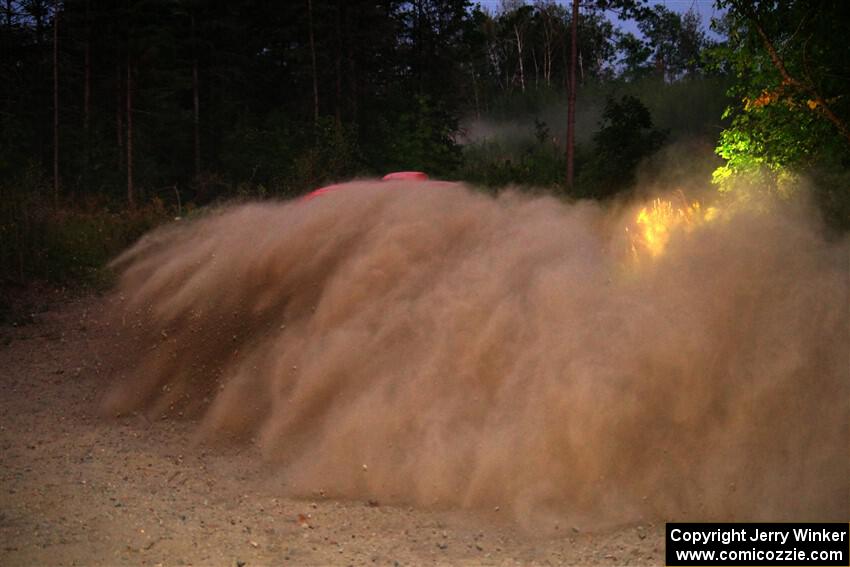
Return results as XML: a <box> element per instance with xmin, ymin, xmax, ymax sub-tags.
<box><xmin>103</xmin><ymin>180</ymin><xmax>849</xmax><ymax>528</ymax></box>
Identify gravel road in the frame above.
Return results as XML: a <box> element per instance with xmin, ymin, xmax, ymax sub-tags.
<box><xmin>0</xmin><ymin>291</ymin><xmax>661</xmax><ymax>566</ymax></box>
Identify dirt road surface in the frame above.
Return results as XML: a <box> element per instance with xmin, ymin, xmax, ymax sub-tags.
<box><xmin>1</xmin><ymin>290</ymin><xmax>661</xmax><ymax>566</ymax></box>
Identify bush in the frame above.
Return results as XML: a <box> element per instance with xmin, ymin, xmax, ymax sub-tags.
<box><xmin>577</xmin><ymin>94</ymin><xmax>668</xmax><ymax>198</ymax></box>
<box><xmin>374</xmin><ymin>95</ymin><xmax>463</xmax><ymax>178</ymax></box>
<box><xmin>458</xmin><ymin>136</ymin><xmax>566</xmax><ymax>190</ymax></box>
<box><xmin>0</xmin><ymin>166</ymin><xmax>170</xmax><ymax>285</ymax></box>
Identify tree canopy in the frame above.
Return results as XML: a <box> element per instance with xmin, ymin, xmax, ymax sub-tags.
<box><xmin>711</xmin><ymin>0</ymin><xmax>850</xmax><ymax>225</ymax></box>
<box><xmin>0</xmin><ymin>0</ymin><xmax>727</xmax><ymax>201</ymax></box>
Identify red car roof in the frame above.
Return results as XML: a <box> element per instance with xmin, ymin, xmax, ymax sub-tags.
<box><xmin>303</xmin><ymin>171</ymin><xmax>439</xmax><ymax>201</ymax></box>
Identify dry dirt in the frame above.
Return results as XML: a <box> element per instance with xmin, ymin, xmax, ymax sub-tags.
<box><xmin>0</xmin><ymin>290</ymin><xmax>662</xmax><ymax>567</ymax></box>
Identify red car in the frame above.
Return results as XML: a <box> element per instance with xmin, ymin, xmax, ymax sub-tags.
<box><xmin>303</xmin><ymin>171</ymin><xmax>454</xmax><ymax>200</ymax></box>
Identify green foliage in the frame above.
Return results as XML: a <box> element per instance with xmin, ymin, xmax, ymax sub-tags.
<box><xmin>615</xmin><ymin>75</ymin><xmax>731</xmax><ymax>141</ymax></box>
<box><xmin>578</xmin><ymin>94</ymin><xmax>667</xmax><ymax>197</ymax></box>
<box><xmin>458</xmin><ymin>135</ymin><xmax>565</xmax><ymax>189</ymax></box>
<box><xmin>1</xmin><ymin>0</ymin><xmax>725</xmax><ymax>205</ymax></box>
<box><xmin>219</xmin><ymin>111</ymin><xmax>297</xmax><ymax>195</ymax></box>
<box><xmin>636</xmin><ymin>6</ymin><xmax>710</xmax><ymax>80</ymax></box>
<box><xmin>292</xmin><ymin>118</ymin><xmax>363</xmax><ymax>193</ymax></box>
<box><xmin>456</xmin><ymin>74</ymin><xmax>726</xmax><ymax>198</ymax></box>
<box><xmin>617</xmin><ymin>5</ymin><xmax>714</xmax><ymax>81</ymax></box>
<box><xmin>376</xmin><ymin>95</ymin><xmax>462</xmax><ymax>178</ymax></box>
<box><xmin>0</xmin><ymin>165</ymin><xmax>169</xmax><ymax>285</ymax></box>
<box><xmin>219</xmin><ymin>114</ymin><xmax>364</xmax><ymax>198</ymax></box>
<box><xmin>487</xmin><ymin>87</ymin><xmax>566</xmax><ymax>121</ymax></box>
<box><xmin>534</xmin><ymin>118</ymin><xmax>550</xmax><ymax>145</ymax></box>
<box><xmin>711</xmin><ymin>0</ymin><xmax>850</xmax><ymax>228</ymax></box>
<box><xmin>0</xmin><ymin>0</ymin><xmax>745</xmax><ymax>289</ymax></box>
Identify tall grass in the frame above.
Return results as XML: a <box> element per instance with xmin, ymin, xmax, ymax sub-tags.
<box><xmin>1</xmin><ymin>167</ymin><xmax>170</xmax><ymax>286</ymax></box>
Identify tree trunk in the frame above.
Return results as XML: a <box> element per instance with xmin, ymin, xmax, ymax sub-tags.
<box><xmin>471</xmin><ymin>65</ymin><xmax>480</xmax><ymax>120</ymax></box>
<box><xmin>335</xmin><ymin>1</ymin><xmax>342</xmax><ymax>124</ymax></box>
<box><xmin>52</xmin><ymin>0</ymin><xmax>59</xmax><ymax>207</ymax></box>
<box><xmin>346</xmin><ymin>7</ymin><xmax>357</xmax><ymax>124</ymax></box>
<box><xmin>116</xmin><ymin>62</ymin><xmax>123</xmax><ymax>171</ymax></box>
<box><xmin>83</xmin><ymin>0</ymin><xmax>91</xmax><ymax>192</ymax></box>
<box><xmin>191</xmin><ymin>12</ymin><xmax>201</xmax><ymax>179</ymax></box>
<box><xmin>542</xmin><ymin>15</ymin><xmax>553</xmax><ymax>88</ymax></box>
<box><xmin>126</xmin><ymin>54</ymin><xmax>134</xmax><ymax>208</ymax></box>
<box><xmin>415</xmin><ymin>0</ymin><xmax>423</xmax><ymax>94</ymax></box>
<box><xmin>579</xmin><ymin>51</ymin><xmax>584</xmax><ymax>83</ymax></box>
<box><xmin>532</xmin><ymin>47</ymin><xmax>539</xmax><ymax>89</ymax></box>
<box><xmin>514</xmin><ymin>24</ymin><xmax>525</xmax><ymax>92</ymax></box>
<box><xmin>35</xmin><ymin>4</ymin><xmax>44</xmax><ymax>45</ymax></box>
<box><xmin>566</xmin><ymin>0</ymin><xmax>578</xmax><ymax>189</ymax></box>
<box><xmin>307</xmin><ymin>0</ymin><xmax>319</xmax><ymax>125</ymax></box>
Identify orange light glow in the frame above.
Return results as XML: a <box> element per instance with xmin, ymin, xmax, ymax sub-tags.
<box><xmin>627</xmin><ymin>193</ymin><xmax>718</xmax><ymax>260</ymax></box>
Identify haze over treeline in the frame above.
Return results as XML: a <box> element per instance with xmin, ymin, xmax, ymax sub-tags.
<box><xmin>1</xmin><ymin>0</ymin><xmax>849</xmax><ymax>283</ymax></box>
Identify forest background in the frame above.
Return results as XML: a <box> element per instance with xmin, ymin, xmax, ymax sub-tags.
<box><xmin>1</xmin><ymin>0</ymin><xmax>848</xmax><ymax>289</ymax></box>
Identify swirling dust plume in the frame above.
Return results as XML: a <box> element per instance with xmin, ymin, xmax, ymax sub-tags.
<box><xmin>102</xmin><ymin>180</ymin><xmax>849</xmax><ymax>528</ymax></box>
